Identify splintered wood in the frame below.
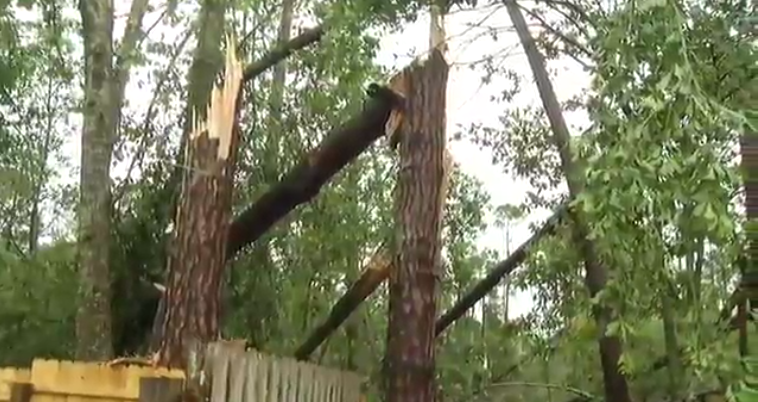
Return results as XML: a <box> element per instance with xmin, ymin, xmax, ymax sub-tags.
<box><xmin>383</xmin><ymin>71</ymin><xmax>409</xmax><ymax>145</ymax></box>
<box><xmin>189</xmin><ymin>35</ymin><xmax>243</xmax><ymax>161</ymax></box>
<box><xmin>383</xmin><ymin>54</ymin><xmax>449</xmax><ymax>155</ymax></box>
<box><xmin>205</xmin><ymin>343</ymin><xmax>363</xmax><ymax>402</ymax></box>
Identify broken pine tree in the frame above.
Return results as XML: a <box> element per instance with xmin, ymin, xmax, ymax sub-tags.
<box><xmin>155</xmin><ymin>38</ymin><xmax>244</xmax><ymax>369</ymax></box>
<box><xmin>385</xmin><ymin>5</ymin><xmax>450</xmax><ymax>400</ymax></box>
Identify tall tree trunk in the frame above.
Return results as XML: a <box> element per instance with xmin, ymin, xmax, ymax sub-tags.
<box><xmin>77</xmin><ymin>0</ymin><xmax>116</xmax><ymax>360</ymax></box>
<box><xmin>270</xmin><ymin>0</ymin><xmax>294</xmax><ymax>123</ymax></box>
<box><xmin>740</xmin><ymin>132</ymin><xmax>758</xmax><ymax>357</ymax></box>
<box><xmin>150</xmin><ymin>0</ymin><xmax>228</xmax><ymax>350</ymax></box>
<box><xmin>29</xmin><ymin>55</ymin><xmax>57</xmax><ymax>254</ymax></box>
<box><xmin>503</xmin><ymin>2</ymin><xmax>632</xmax><ymax>402</ymax></box>
<box><xmin>385</xmin><ymin>6</ymin><xmax>449</xmax><ymax>396</ymax></box>
<box><xmin>661</xmin><ymin>276</ymin><xmax>683</xmax><ymax>401</ymax></box>
<box><xmin>77</xmin><ymin>0</ymin><xmax>148</xmax><ymax>360</ymax></box>
<box><xmin>265</xmin><ymin>0</ymin><xmax>294</xmax><ymax>170</ymax></box>
<box><xmin>155</xmin><ymin>47</ymin><xmax>243</xmax><ymax>368</ymax></box>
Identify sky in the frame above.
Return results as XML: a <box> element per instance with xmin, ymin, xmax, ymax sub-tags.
<box><xmin>49</xmin><ymin>1</ymin><xmax>594</xmax><ymax>319</ymax></box>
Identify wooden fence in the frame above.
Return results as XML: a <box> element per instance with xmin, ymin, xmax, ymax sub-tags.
<box><xmin>205</xmin><ymin>344</ymin><xmax>363</xmax><ymax>401</ymax></box>
<box><xmin>0</xmin><ymin>344</ymin><xmax>363</xmax><ymax>401</ymax></box>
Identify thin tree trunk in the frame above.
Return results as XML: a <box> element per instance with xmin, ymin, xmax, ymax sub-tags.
<box><xmin>76</xmin><ymin>0</ymin><xmax>116</xmax><ymax>360</ymax></box>
<box><xmin>503</xmin><ymin>2</ymin><xmax>632</xmax><ymax>402</ymax></box>
<box><xmin>740</xmin><ymin>131</ymin><xmax>758</xmax><ymax>357</ymax></box>
<box><xmin>270</xmin><ymin>0</ymin><xmax>294</xmax><ymax>122</ymax></box>
<box><xmin>385</xmin><ymin>5</ymin><xmax>450</xmax><ymax>395</ymax></box>
<box><xmin>504</xmin><ymin>225</ymin><xmax>511</xmax><ymax>321</ymax></box>
<box><xmin>264</xmin><ymin>0</ymin><xmax>294</xmax><ymax>173</ymax></box>
<box><xmin>29</xmin><ymin>68</ymin><xmax>56</xmax><ymax>254</ymax></box>
<box><xmin>661</xmin><ymin>276</ymin><xmax>683</xmax><ymax>401</ymax></box>
<box><xmin>76</xmin><ymin>0</ymin><xmax>148</xmax><ymax>360</ymax></box>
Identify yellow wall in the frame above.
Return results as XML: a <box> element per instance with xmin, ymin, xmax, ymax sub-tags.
<box><xmin>0</xmin><ymin>359</ymin><xmax>183</xmax><ymax>402</ymax></box>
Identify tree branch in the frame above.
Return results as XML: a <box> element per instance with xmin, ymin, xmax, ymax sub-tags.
<box><xmin>242</xmin><ymin>25</ymin><xmax>325</xmax><ymax>82</ymax></box>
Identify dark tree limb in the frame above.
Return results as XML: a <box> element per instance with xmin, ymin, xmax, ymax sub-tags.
<box><xmin>242</xmin><ymin>25</ymin><xmax>325</xmax><ymax>82</ymax></box>
<box><xmin>295</xmin><ymin>203</ymin><xmax>568</xmax><ymax>361</ymax></box>
<box><xmin>294</xmin><ymin>243</ymin><xmax>390</xmax><ymax>360</ymax></box>
<box><xmin>435</xmin><ymin>204</ymin><xmax>566</xmax><ymax>335</ymax></box>
<box><xmin>225</xmin><ymin>85</ymin><xmax>400</xmax><ymax>258</ymax></box>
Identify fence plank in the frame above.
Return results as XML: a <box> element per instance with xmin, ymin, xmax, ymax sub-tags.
<box><xmin>210</xmin><ymin>345</ymin><xmax>231</xmax><ymax>402</ymax></box>
<box><xmin>0</xmin><ymin>368</ymin><xmax>30</xmax><ymax>401</ymax></box>
<box><xmin>268</xmin><ymin>357</ymin><xmax>280</xmax><ymax>402</ymax></box>
<box><xmin>244</xmin><ymin>351</ymin><xmax>259</xmax><ymax>401</ymax></box>
<box><xmin>227</xmin><ymin>352</ymin><xmax>246</xmax><ymax>402</ymax></box>
<box><xmin>329</xmin><ymin>369</ymin><xmax>339</xmax><ymax>402</ymax></box>
<box><xmin>290</xmin><ymin>358</ymin><xmax>301</xmax><ymax>402</ymax></box>
<box><xmin>139</xmin><ymin>377</ymin><xmax>183</xmax><ymax>402</ymax></box>
<box><xmin>24</xmin><ymin>359</ymin><xmax>182</xmax><ymax>400</ymax></box>
<box><xmin>298</xmin><ymin>361</ymin><xmax>313</xmax><ymax>402</ymax></box>
<box><xmin>343</xmin><ymin>372</ymin><xmax>362</xmax><ymax>402</ymax></box>
<box><xmin>257</xmin><ymin>351</ymin><xmax>270</xmax><ymax>401</ymax></box>
<box><xmin>9</xmin><ymin>382</ymin><xmax>32</xmax><ymax>402</ymax></box>
<box><xmin>314</xmin><ymin>366</ymin><xmax>324</xmax><ymax>402</ymax></box>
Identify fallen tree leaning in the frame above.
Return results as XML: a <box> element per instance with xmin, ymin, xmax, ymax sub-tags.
<box><xmin>225</xmin><ymin>84</ymin><xmax>401</xmax><ymax>258</ymax></box>
<box><xmin>295</xmin><ymin>203</ymin><xmax>569</xmax><ymax>360</ymax></box>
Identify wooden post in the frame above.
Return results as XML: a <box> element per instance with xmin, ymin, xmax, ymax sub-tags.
<box><xmin>385</xmin><ymin>48</ymin><xmax>449</xmax><ymax>401</ymax></box>
<box><xmin>9</xmin><ymin>383</ymin><xmax>33</xmax><ymax>402</ymax></box>
<box><xmin>139</xmin><ymin>377</ymin><xmax>184</xmax><ymax>402</ymax></box>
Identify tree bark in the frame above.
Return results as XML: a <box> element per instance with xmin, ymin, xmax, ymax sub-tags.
<box><xmin>155</xmin><ymin>48</ymin><xmax>244</xmax><ymax>368</ymax></box>
<box><xmin>503</xmin><ymin>2</ymin><xmax>632</xmax><ymax>402</ymax></box>
<box><xmin>162</xmin><ymin>0</ymin><xmax>228</xmax><ymax>235</ymax></box>
<box><xmin>149</xmin><ymin>0</ymin><xmax>228</xmax><ymax>351</ymax></box>
<box><xmin>76</xmin><ymin>0</ymin><xmax>149</xmax><ymax>360</ymax></box>
<box><xmin>661</xmin><ymin>276</ymin><xmax>683</xmax><ymax>400</ymax></box>
<box><xmin>270</xmin><ymin>0</ymin><xmax>294</xmax><ymax>119</ymax></box>
<box><xmin>740</xmin><ymin>133</ymin><xmax>758</xmax><ymax>356</ymax></box>
<box><xmin>385</xmin><ymin>49</ymin><xmax>449</xmax><ymax>402</ymax></box>
<box><xmin>76</xmin><ymin>0</ymin><xmax>116</xmax><ymax>360</ymax></box>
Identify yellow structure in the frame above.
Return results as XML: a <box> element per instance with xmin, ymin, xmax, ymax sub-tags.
<box><xmin>0</xmin><ymin>359</ymin><xmax>183</xmax><ymax>402</ymax></box>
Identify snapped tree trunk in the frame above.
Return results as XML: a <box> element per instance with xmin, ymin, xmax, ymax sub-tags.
<box><xmin>150</xmin><ymin>0</ymin><xmax>227</xmax><ymax>350</ymax></box>
<box><xmin>162</xmin><ymin>0</ymin><xmax>227</xmax><ymax>241</ymax></box>
<box><xmin>155</xmin><ymin>47</ymin><xmax>244</xmax><ymax>368</ymax></box>
<box><xmin>76</xmin><ymin>0</ymin><xmax>149</xmax><ymax>360</ymax></box>
<box><xmin>385</xmin><ymin>49</ymin><xmax>449</xmax><ymax>402</ymax></box>
<box><xmin>503</xmin><ymin>2</ymin><xmax>632</xmax><ymax>402</ymax></box>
